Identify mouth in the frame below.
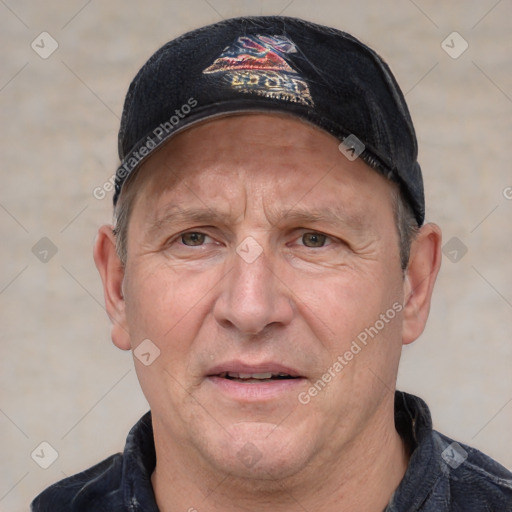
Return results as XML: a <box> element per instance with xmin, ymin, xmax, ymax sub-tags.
<box><xmin>205</xmin><ymin>362</ymin><xmax>305</xmax><ymax>400</ymax></box>
<box><xmin>216</xmin><ymin>371</ymin><xmax>301</xmax><ymax>383</ymax></box>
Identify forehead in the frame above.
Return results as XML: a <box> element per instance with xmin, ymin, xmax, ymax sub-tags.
<box><xmin>125</xmin><ymin>113</ymin><xmax>395</xmax><ymax>223</ymax></box>
<box><xmin>138</xmin><ymin>112</ymin><xmax>339</xmax><ymax>175</ymax></box>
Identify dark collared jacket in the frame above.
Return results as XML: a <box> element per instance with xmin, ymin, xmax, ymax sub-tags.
<box><xmin>31</xmin><ymin>392</ymin><xmax>512</xmax><ymax>511</ymax></box>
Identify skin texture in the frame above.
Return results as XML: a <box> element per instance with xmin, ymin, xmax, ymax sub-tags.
<box><xmin>94</xmin><ymin>114</ymin><xmax>442</xmax><ymax>512</ymax></box>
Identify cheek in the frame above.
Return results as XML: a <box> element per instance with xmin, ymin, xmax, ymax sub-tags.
<box><xmin>123</xmin><ymin>264</ymin><xmax>216</xmax><ymax>414</ymax></box>
<box><xmin>291</xmin><ymin>264</ymin><xmax>404</xmax><ymax>357</ymax></box>
<box><xmin>123</xmin><ymin>262</ymin><xmax>192</xmax><ymax>344</ymax></box>
<box><xmin>123</xmin><ymin>261</ymin><xmax>223</xmax><ymax>362</ymax></box>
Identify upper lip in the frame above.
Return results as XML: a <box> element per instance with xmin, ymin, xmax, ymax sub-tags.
<box><xmin>207</xmin><ymin>361</ymin><xmax>303</xmax><ymax>378</ymax></box>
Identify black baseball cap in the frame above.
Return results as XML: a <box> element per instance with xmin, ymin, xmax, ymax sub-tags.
<box><xmin>114</xmin><ymin>16</ymin><xmax>424</xmax><ymax>225</ymax></box>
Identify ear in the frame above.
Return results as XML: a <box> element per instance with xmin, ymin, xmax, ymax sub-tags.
<box><xmin>402</xmin><ymin>222</ymin><xmax>442</xmax><ymax>345</ymax></box>
<box><xmin>93</xmin><ymin>225</ymin><xmax>131</xmax><ymax>351</ymax></box>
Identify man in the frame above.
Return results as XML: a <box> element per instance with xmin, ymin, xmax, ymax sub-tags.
<box><xmin>32</xmin><ymin>15</ymin><xmax>512</xmax><ymax>512</ymax></box>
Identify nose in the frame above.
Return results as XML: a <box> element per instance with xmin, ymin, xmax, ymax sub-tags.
<box><xmin>213</xmin><ymin>243</ymin><xmax>294</xmax><ymax>336</ymax></box>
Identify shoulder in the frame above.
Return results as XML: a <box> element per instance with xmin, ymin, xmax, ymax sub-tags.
<box><xmin>30</xmin><ymin>453</ymin><xmax>124</xmax><ymax>512</ymax></box>
<box><xmin>390</xmin><ymin>393</ymin><xmax>512</xmax><ymax>511</ymax></box>
<box><xmin>31</xmin><ymin>412</ymin><xmax>156</xmax><ymax>511</ymax></box>
<box><xmin>432</xmin><ymin>430</ymin><xmax>512</xmax><ymax>509</ymax></box>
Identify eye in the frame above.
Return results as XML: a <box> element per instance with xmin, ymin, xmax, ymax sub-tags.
<box><xmin>180</xmin><ymin>232</ymin><xmax>207</xmax><ymax>246</ymax></box>
<box><xmin>300</xmin><ymin>232</ymin><xmax>331</xmax><ymax>248</ymax></box>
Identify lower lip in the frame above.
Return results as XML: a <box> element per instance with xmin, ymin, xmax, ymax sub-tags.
<box><xmin>206</xmin><ymin>376</ymin><xmax>305</xmax><ymax>401</ymax></box>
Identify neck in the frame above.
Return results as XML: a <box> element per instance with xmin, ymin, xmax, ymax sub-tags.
<box><xmin>151</xmin><ymin>400</ymin><xmax>409</xmax><ymax>512</ymax></box>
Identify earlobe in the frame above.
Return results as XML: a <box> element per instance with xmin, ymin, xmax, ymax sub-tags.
<box><xmin>93</xmin><ymin>225</ymin><xmax>131</xmax><ymax>351</ymax></box>
<box><xmin>401</xmin><ymin>223</ymin><xmax>442</xmax><ymax>345</ymax></box>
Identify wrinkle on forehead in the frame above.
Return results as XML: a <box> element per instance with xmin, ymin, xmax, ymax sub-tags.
<box><xmin>129</xmin><ymin>114</ymin><xmax>395</xmax><ymax>235</ymax></box>
<box><xmin>132</xmin><ymin>113</ymin><xmax>340</xmax><ymax>198</ymax></box>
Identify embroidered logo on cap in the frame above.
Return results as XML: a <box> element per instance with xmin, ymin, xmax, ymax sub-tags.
<box><xmin>203</xmin><ymin>34</ymin><xmax>313</xmax><ymax>107</ymax></box>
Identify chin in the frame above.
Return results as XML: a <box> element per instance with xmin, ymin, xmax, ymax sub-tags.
<box><xmin>202</xmin><ymin>421</ymin><xmax>315</xmax><ymax>483</ymax></box>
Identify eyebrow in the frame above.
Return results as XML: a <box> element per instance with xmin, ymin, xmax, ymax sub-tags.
<box><xmin>145</xmin><ymin>207</ymin><xmax>226</xmax><ymax>238</ymax></box>
<box><xmin>269</xmin><ymin>206</ymin><xmax>369</xmax><ymax>232</ymax></box>
<box><xmin>145</xmin><ymin>203</ymin><xmax>371</xmax><ymax>238</ymax></box>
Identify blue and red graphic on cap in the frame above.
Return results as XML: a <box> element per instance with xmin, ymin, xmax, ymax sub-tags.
<box><xmin>203</xmin><ymin>34</ymin><xmax>313</xmax><ymax>107</ymax></box>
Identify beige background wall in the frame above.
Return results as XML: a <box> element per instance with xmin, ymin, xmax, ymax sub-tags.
<box><xmin>1</xmin><ymin>1</ymin><xmax>511</xmax><ymax>510</ymax></box>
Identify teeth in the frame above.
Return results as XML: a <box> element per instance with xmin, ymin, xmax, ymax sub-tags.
<box><xmin>231</xmin><ymin>372</ymin><xmax>273</xmax><ymax>379</ymax></box>
<box><xmin>220</xmin><ymin>371</ymin><xmax>293</xmax><ymax>380</ymax></box>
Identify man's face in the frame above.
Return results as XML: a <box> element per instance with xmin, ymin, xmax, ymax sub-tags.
<box><xmin>119</xmin><ymin>114</ymin><xmax>407</xmax><ymax>480</ymax></box>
